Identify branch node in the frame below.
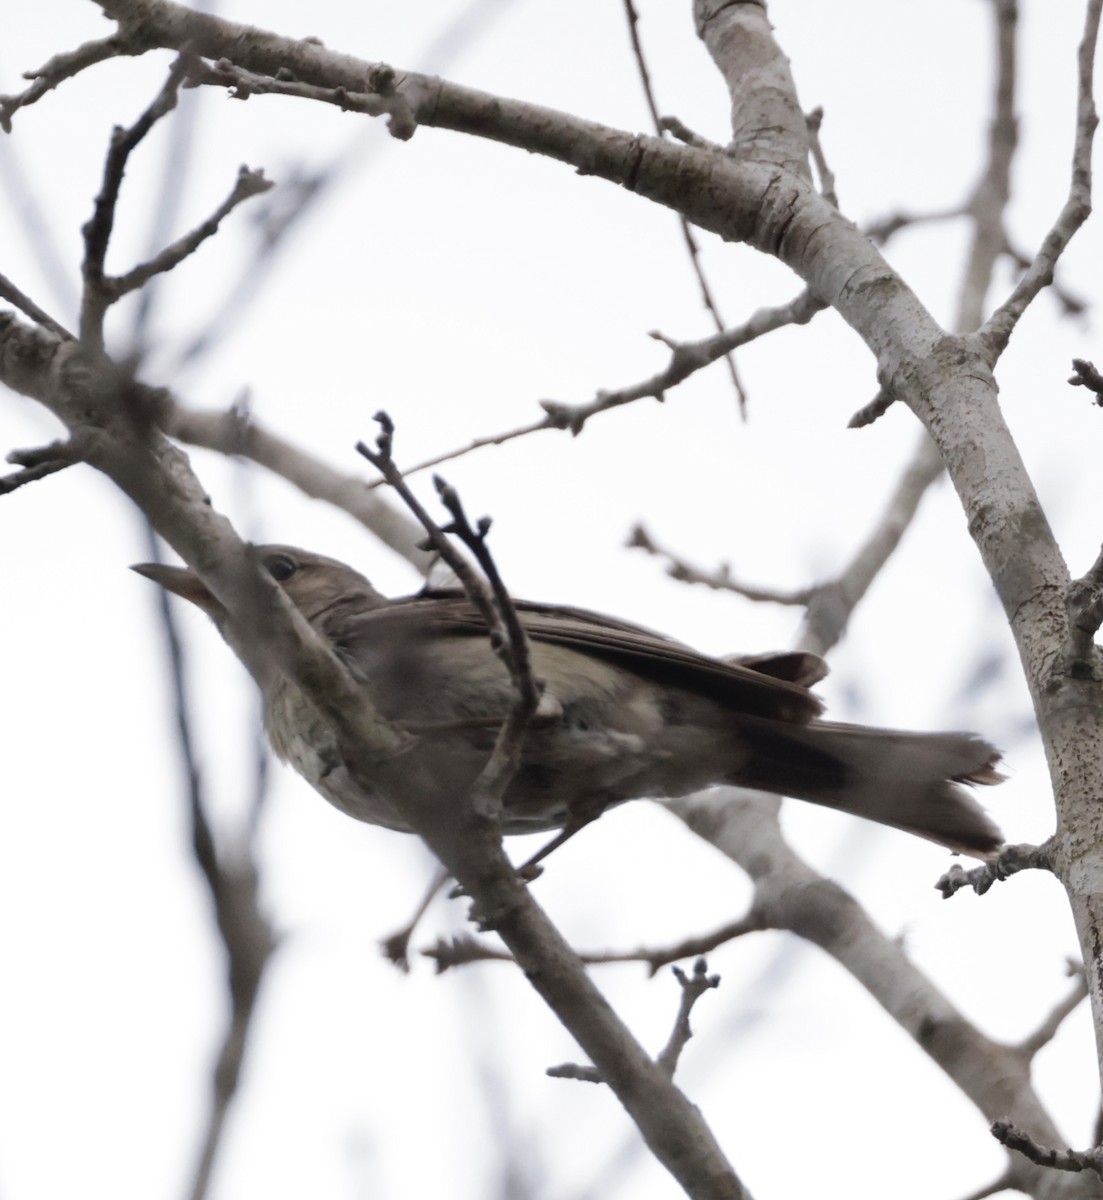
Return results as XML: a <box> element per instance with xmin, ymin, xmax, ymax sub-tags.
<box><xmin>991</xmin><ymin>1120</ymin><xmax>1103</xmax><ymax>1179</ymax></box>
<box><xmin>936</xmin><ymin>842</ymin><xmax>1052</xmax><ymax>899</ymax></box>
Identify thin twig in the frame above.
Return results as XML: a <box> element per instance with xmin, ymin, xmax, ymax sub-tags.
<box><xmin>1</xmin><ymin>438</ymin><xmax>88</xmax><ymax>497</ymax></box>
<box><xmin>658</xmin><ymin>115</ymin><xmax>721</xmax><ymax>152</ymax></box>
<box><xmin>1067</xmin><ymin>542</ymin><xmax>1103</xmax><ymax>651</ymax></box>
<box><xmin>991</xmin><ymin>1120</ymin><xmax>1103</xmax><ymax>1180</ymax></box>
<box><xmin>1015</xmin><ymin>963</ymin><xmax>1089</xmax><ymax>1060</ymax></box>
<box><xmin>628</xmin><ymin>523</ymin><xmax>816</xmax><ymax>606</ymax></box>
<box><xmin>582</xmin><ymin>914</ymin><xmax>767</xmax><ymax>975</ymax></box>
<box><xmin>798</xmin><ymin>433</ymin><xmax>946</xmax><ymax>655</ymax></box>
<box><xmin>80</xmin><ymin>56</ymin><xmax>191</xmax><ymax>349</ymax></box>
<box><xmin>0</xmin><ymin>272</ymin><xmax>73</xmax><ymax>341</ymax></box>
<box><xmin>186</xmin><ymin>55</ymin><xmax>420</xmax><ymax>140</ymax></box>
<box><xmin>166</xmin><ymin>0</ymin><xmax>515</xmax><ymax>369</ymax></box>
<box><xmin>356</xmin><ymin>413</ymin><xmax>541</xmax><ymax>818</ymax></box>
<box><xmin>166</xmin><ymin>399</ymin><xmax>435</xmax><ymax>575</ymax></box>
<box><xmin>804</xmin><ymin>107</ymin><xmax>838</xmax><ymax>207</ymax></box>
<box><xmin>1005</xmin><ymin>236</ymin><xmax>1087</xmax><ymax>316</ymax></box>
<box><xmin>957</xmin><ymin>0</ymin><xmax>1018</xmax><ymax>334</ymax></box>
<box><xmin>362</xmin><ymin>416</ymin><xmax>551</xmax><ymax>488</ymax></box>
<box><xmin>109</xmin><ymin>166</ymin><xmax>272</xmax><ymax>300</ymax></box>
<box><xmin>371</xmin><ymin>288</ymin><xmax>823</xmax><ymax>487</ymax></box>
<box><xmin>422</xmin><ymin>933</ymin><xmax>514</xmax><ymax>973</ymax></box>
<box><xmin>935</xmin><ymin>842</ymin><xmax>1053</xmax><ymax>899</ymax></box>
<box><xmin>848</xmin><ymin>386</ymin><xmax>895</xmax><ymax>428</ymax></box>
<box><xmin>433</xmin><ymin>475</ymin><xmax>543</xmax><ymax>809</ymax></box>
<box><xmin>1069</xmin><ymin>358</ymin><xmax>1103</xmax><ymax>403</ymax></box>
<box><xmin>980</xmin><ymin>0</ymin><xmax>1101</xmax><ymax>359</ymax></box>
<box><xmin>863</xmin><ymin>205</ymin><xmax>966</xmax><ymax>245</ymax></box>
<box><xmin>424</xmin><ymin>911</ymin><xmax>766</xmax><ymax>977</ymax></box>
<box><xmin>655</xmin><ymin>959</ymin><xmax>721</xmax><ymax>1077</ymax></box>
<box><xmin>357</xmin><ymin>415</ymin><xmax>493</xmax><ymax>616</ymax></box>
<box><xmin>622</xmin><ymin>0</ymin><xmax>746</xmax><ymax>411</ymax></box>
<box><xmin>139</xmin><ymin>526</ymin><xmax>279</xmax><ymax>1200</ymax></box>
<box><xmin>547</xmin><ymin>958</ymin><xmax>720</xmax><ymax>1085</ymax></box>
<box><xmin>380</xmin><ymin>866</ymin><xmax>452</xmax><ymax>971</ymax></box>
<box><xmin>0</xmin><ymin>30</ymin><xmax>139</xmax><ymax>131</ymax></box>
<box><xmin>0</xmin><ymin>456</ymin><xmax>73</xmax><ymax>494</ymax></box>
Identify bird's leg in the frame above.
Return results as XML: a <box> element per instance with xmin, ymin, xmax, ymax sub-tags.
<box><xmin>380</xmin><ymin>864</ymin><xmax>451</xmax><ymax>970</ymax></box>
<box><xmin>514</xmin><ymin>799</ymin><xmax>607</xmax><ymax>878</ymax></box>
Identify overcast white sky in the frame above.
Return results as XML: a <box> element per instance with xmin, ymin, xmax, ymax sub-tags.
<box><xmin>2</xmin><ymin>3</ymin><xmax>1101</xmax><ymax>1199</ymax></box>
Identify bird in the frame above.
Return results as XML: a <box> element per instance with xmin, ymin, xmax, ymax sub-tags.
<box><xmin>134</xmin><ymin>544</ymin><xmax>1004</xmax><ymax>857</ymax></box>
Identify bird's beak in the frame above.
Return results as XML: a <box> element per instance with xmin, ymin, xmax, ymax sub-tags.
<box><xmin>131</xmin><ymin>562</ymin><xmax>226</xmax><ymax>618</ymax></box>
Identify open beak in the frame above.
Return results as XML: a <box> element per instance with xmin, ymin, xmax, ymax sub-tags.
<box><xmin>132</xmin><ymin>563</ymin><xmax>225</xmax><ymax>618</ymax></box>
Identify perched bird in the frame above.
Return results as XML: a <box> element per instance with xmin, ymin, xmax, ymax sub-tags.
<box><xmin>135</xmin><ymin>544</ymin><xmax>1004</xmax><ymax>856</ymax></box>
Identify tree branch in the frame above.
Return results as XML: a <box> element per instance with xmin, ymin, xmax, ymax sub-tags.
<box><xmin>980</xmin><ymin>0</ymin><xmax>1101</xmax><ymax>358</ymax></box>
<box><xmin>0</xmin><ymin>310</ymin><xmax>752</xmax><ymax>1199</ymax></box>
<box><xmin>671</xmin><ymin>788</ymin><xmax>1092</xmax><ymax>1200</ymax></box>
<box><xmin>0</xmin><ymin>28</ymin><xmax>140</xmax><ymax>131</ymax></box>
<box><xmin>81</xmin><ymin>56</ymin><xmax>191</xmax><ymax>349</ymax></box>
<box><xmin>622</xmin><ymin>0</ymin><xmax>746</xmax><ymax>411</ymax></box>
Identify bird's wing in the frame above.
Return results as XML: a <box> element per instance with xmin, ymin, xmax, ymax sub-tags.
<box><xmin>336</xmin><ymin>592</ymin><xmax>825</xmax><ymax>722</ymax></box>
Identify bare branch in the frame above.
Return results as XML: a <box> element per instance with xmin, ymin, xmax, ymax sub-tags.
<box><xmin>423</xmin><ymin>932</ymin><xmax>514</xmax><ymax>973</ymax></box>
<box><xmin>425</xmin><ymin>909</ymin><xmax>767</xmax><ymax>977</ymax></box>
<box><xmin>184</xmin><ymin>55</ymin><xmax>420</xmax><ymax>140</ymax></box>
<box><xmin>955</xmin><ymin>0</ymin><xmax>1019</xmax><ymax>334</ymax></box>
<box><xmin>188</xmin><ymin>848</ymin><xmax>276</xmax><ymax>1200</ymax></box>
<box><xmin>848</xmin><ymin>386</ymin><xmax>896</xmax><ymax>428</ymax></box>
<box><xmin>0</xmin><ymin>29</ymin><xmax>140</xmax><ymax>131</ymax></box>
<box><xmin>363</xmin><ymin>416</ymin><xmax>551</xmax><ymax>487</ymax></box>
<box><xmin>78</xmin><ymin>58</ymin><xmax>272</xmax><ymax>352</ymax></box>
<box><xmin>630</xmin><ymin>432</ymin><xmax>946</xmax><ymax>662</ymax></box>
<box><xmin>622</xmin><ymin>0</ymin><xmax>745</xmax><ymax>411</ymax></box>
<box><xmin>548</xmin><ymin>958</ymin><xmax>720</xmax><ymax>1085</ymax></box>
<box><xmin>864</xmin><ymin>206</ymin><xmax>966</xmax><ymax>245</ymax></box>
<box><xmin>81</xmin><ymin>56</ymin><xmax>191</xmax><ymax>348</ymax></box>
<box><xmin>935</xmin><ymin>843</ymin><xmax>1053</xmax><ymax>900</ymax></box>
<box><xmin>1067</xmin><ymin>542</ymin><xmax>1103</xmax><ymax>651</ymax></box>
<box><xmin>1005</xmin><ymin>237</ymin><xmax>1088</xmax><ymax>317</ymax></box>
<box><xmin>694</xmin><ymin>0</ymin><xmax>812</xmax><ymax>180</ymax></box>
<box><xmin>137</xmin><ymin>525</ymin><xmax>279</xmax><ymax>1200</ymax></box>
<box><xmin>671</xmin><ymin>787</ymin><xmax>1076</xmax><ymax>1198</ymax></box>
<box><xmin>365</xmin><ymin>289</ymin><xmax>823</xmax><ymax>485</ymax></box>
<box><xmin>546</xmin><ymin>1061</ymin><xmax>603</xmax><ymax>1084</ymax></box>
<box><xmin>804</xmin><ymin>107</ymin><xmax>838</xmax><ymax>207</ymax></box>
<box><xmin>577</xmin><ymin>913</ymin><xmax>768</xmax><ymax>974</ymax></box>
<box><xmin>536</xmin><ymin>290</ymin><xmax>821</xmax><ymax>434</ymax></box>
<box><xmin>1016</xmin><ymin>964</ymin><xmax>1089</xmax><ymax>1061</ymax></box>
<box><xmin>658</xmin><ymin>115</ymin><xmax>721</xmax><ymax>152</ymax></box>
<box><xmin>380</xmin><ymin>866</ymin><xmax>451</xmax><ymax>971</ymax></box>
<box><xmin>628</xmin><ymin>522</ymin><xmax>816</xmax><ymax>606</ymax></box>
<box><xmin>357</xmin><ymin>415</ymin><xmax>542</xmax><ymax>820</ymax></box>
<box><xmin>980</xmin><ymin>0</ymin><xmax>1101</xmax><ymax>359</ymax></box>
<box><xmin>1069</xmin><ymin>358</ymin><xmax>1103</xmax><ymax>404</ymax></box>
<box><xmin>991</xmin><ymin>1120</ymin><xmax>1103</xmax><ymax>1180</ymax></box>
<box><xmin>433</xmin><ymin>476</ymin><xmax>544</xmax><ymax>813</ymax></box>
<box><xmin>356</xmin><ymin>415</ymin><xmax>492</xmax><ymax>617</ymax></box>
<box><xmin>0</xmin><ymin>457</ymin><xmax>71</xmax><ymax>494</ymax></box>
<box><xmin>167</xmin><ymin>396</ymin><xmax>435</xmax><ymax>576</ymax></box>
<box><xmin>798</xmin><ymin>433</ymin><xmax>945</xmax><ymax>655</ymax></box>
<box><xmin>109</xmin><ymin>165</ymin><xmax>272</xmax><ymax>300</ymax></box>
<box><xmin>1</xmin><ymin>440</ymin><xmax>80</xmax><ymax>494</ymax></box>
<box><xmin>655</xmin><ymin>959</ymin><xmax>721</xmax><ymax>1077</ymax></box>
<box><xmin>0</xmin><ymin>273</ymin><xmax>73</xmax><ymax>340</ymax></box>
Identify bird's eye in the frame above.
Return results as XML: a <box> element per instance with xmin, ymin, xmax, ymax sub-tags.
<box><xmin>266</xmin><ymin>555</ymin><xmax>297</xmax><ymax>582</ymax></box>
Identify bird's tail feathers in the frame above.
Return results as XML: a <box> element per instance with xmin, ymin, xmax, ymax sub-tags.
<box><xmin>730</xmin><ymin>718</ymin><xmax>1004</xmax><ymax>856</ymax></box>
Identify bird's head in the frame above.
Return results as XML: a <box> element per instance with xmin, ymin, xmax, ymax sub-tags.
<box><xmin>132</xmin><ymin>544</ymin><xmax>387</xmax><ymax>624</ymax></box>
